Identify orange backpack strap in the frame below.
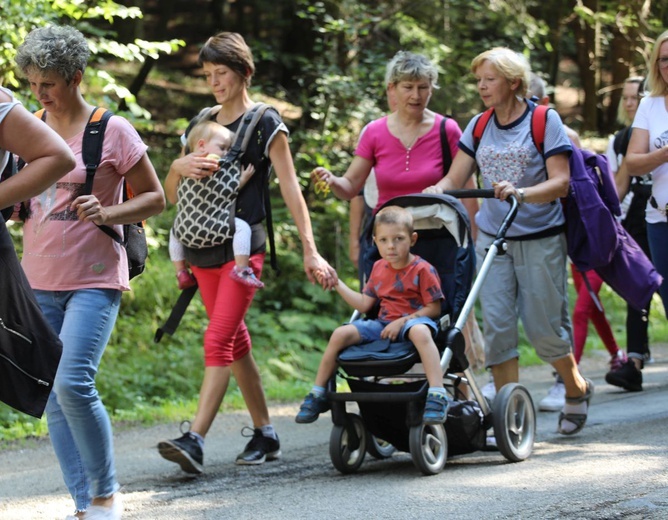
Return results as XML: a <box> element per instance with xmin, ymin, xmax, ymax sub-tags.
<box><xmin>472</xmin><ymin>108</ymin><xmax>495</xmax><ymax>153</ymax></box>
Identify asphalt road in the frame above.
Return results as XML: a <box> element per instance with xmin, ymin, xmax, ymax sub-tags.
<box><xmin>1</xmin><ymin>345</ymin><xmax>667</xmax><ymax>520</ymax></box>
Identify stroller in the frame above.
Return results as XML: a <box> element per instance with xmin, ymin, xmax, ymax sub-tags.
<box><xmin>326</xmin><ymin>191</ymin><xmax>536</xmax><ymax>475</ymax></box>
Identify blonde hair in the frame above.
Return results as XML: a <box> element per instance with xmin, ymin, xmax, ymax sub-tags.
<box><xmin>471</xmin><ymin>47</ymin><xmax>531</xmax><ymax>98</ymax></box>
<box><xmin>616</xmin><ymin>76</ymin><xmax>645</xmax><ymax>125</ymax></box>
<box><xmin>374</xmin><ymin>205</ymin><xmax>414</xmax><ymax>234</ymax></box>
<box><xmin>647</xmin><ymin>30</ymin><xmax>668</xmax><ymax>97</ymax></box>
<box><xmin>186</xmin><ymin>120</ymin><xmax>234</xmax><ymax>153</ymax></box>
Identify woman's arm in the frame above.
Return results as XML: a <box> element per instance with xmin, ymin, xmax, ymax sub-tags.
<box><xmin>312</xmin><ymin>155</ymin><xmax>373</xmax><ymax>202</ymax></box>
<box><xmin>73</xmin><ymin>153</ymin><xmax>165</xmax><ymax>225</ymax></box>
<box><xmin>270</xmin><ymin>132</ymin><xmax>337</xmax><ymax>287</ymax></box>
<box><xmin>164</xmin><ymin>149</ymin><xmax>218</xmax><ymax>204</ymax></box>
<box><xmin>423</xmin><ymin>150</ymin><xmax>477</xmax><ymax>193</ymax></box>
<box><xmin>615</xmin><ymin>159</ymin><xmax>632</xmax><ymax>201</ymax></box>
<box><xmin>0</xmin><ymin>100</ymin><xmax>75</xmax><ymax>209</ymax></box>
<box><xmin>494</xmin><ymin>153</ymin><xmax>569</xmax><ymax>203</ymax></box>
<box><xmin>626</xmin><ymin>128</ymin><xmax>668</xmax><ymax>176</ymax></box>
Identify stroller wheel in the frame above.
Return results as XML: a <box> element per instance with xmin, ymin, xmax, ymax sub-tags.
<box><xmin>409</xmin><ymin>423</ymin><xmax>447</xmax><ymax>475</ymax></box>
<box><xmin>492</xmin><ymin>383</ymin><xmax>536</xmax><ymax>462</ymax></box>
<box><xmin>366</xmin><ymin>435</ymin><xmax>396</xmax><ymax>459</ymax></box>
<box><xmin>329</xmin><ymin>413</ymin><xmax>367</xmax><ymax>473</ymax></box>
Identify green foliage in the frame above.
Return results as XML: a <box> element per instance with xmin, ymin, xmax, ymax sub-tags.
<box><xmin>1</xmin><ymin>0</ymin><xmax>183</xmax><ymax>117</ymax></box>
<box><xmin>2</xmin><ymin>0</ymin><xmax>668</xmax><ymax>443</ymax></box>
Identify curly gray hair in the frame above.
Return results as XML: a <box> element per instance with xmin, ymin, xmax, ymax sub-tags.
<box><xmin>15</xmin><ymin>25</ymin><xmax>90</xmax><ymax>83</ymax></box>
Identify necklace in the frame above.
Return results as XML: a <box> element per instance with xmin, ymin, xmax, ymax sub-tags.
<box><xmin>400</xmin><ymin>123</ymin><xmax>421</xmax><ymax>150</ymax></box>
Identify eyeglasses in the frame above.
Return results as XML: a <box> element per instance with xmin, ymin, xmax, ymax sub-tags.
<box><xmin>658</xmin><ymin>57</ymin><xmax>668</xmax><ymax>69</ymax></box>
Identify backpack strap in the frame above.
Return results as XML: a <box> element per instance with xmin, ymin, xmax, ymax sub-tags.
<box><xmin>472</xmin><ymin>108</ymin><xmax>495</xmax><ymax>153</ymax></box>
<box><xmin>79</xmin><ymin>108</ymin><xmax>126</xmax><ymax>246</ymax></box>
<box><xmin>235</xmin><ymin>103</ymin><xmax>279</xmax><ymax>271</ymax></box>
<box><xmin>81</xmin><ymin>107</ymin><xmax>113</xmax><ymax>196</ymax></box>
<box><xmin>439</xmin><ymin>115</ymin><xmax>452</xmax><ymax>176</ymax></box>
<box><xmin>530</xmin><ymin>104</ymin><xmax>550</xmax><ymax>156</ymax></box>
<box><xmin>228</xmin><ymin>103</ymin><xmax>272</xmax><ymax>159</ymax></box>
<box><xmin>613</xmin><ymin>126</ymin><xmax>633</xmax><ymax>158</ymax></box>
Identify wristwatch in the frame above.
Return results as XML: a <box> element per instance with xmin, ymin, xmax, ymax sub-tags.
<box><xmin>518</xmin><ymin>188</ymin><xmax>526</xmax><ymax>204</ymax></box>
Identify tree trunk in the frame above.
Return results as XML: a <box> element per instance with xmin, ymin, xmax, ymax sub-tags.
<box><xmin>571</xmin><ymin>0</ymin><xmax>599</xmax><ymax>132</ymax></box>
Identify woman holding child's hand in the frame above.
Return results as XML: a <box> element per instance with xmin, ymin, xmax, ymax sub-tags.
<box><xmin>159</xmin><ymin>32</ymin><xmax>336</xmax><ymax>476</ymax></box>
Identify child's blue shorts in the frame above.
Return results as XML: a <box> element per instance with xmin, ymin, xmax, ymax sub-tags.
<box><xmin>351</xmin><ymin>316</ymin><xmax>438</xmax><ymax>343</ymax></box>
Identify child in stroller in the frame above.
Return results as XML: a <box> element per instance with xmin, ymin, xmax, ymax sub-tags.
<box><xmin>302</xmin><ymin>191</ymin><xmax>536</xmax><ymax>475</ymax></box>
<box><xmin>295</xmin><ymin>205</ymin><xmax>449</xmax><ymax>425</ymax></box>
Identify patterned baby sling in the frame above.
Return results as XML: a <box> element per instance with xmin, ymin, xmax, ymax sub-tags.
<box><xmin>172</xmin><ymin>103</ymin><xmax>271</xmax><ymax>249</ymax></box>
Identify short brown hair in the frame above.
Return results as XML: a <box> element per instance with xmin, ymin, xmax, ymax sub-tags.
<box><xmin>199</xmin><ymin>32</ymin><xmax>255</xmax><ymax>87</ymax></box>
<box><xmin>374</xmin><ymin>205</ymin><xmax>414</xmax><ymax>234</ymax></box>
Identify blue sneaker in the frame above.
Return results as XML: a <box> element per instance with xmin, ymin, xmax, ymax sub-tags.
<box><xmin>295</xmin><ymin>393</ymin><xmax>330</xmax><ymax>423</ymax></box>
<box><xmin>423</xmin><ymin>393</ymin><xmax>449</xmax><ymax>425</ymax></box>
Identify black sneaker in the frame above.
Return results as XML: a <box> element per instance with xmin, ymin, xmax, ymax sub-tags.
<box><xmin>235</xmin><ymin>427</ymin><xmax>281</xmax><ymax>465</ymax></box>
<box><xmin>605</xmin><ymin>359</ymin><xmax>643</xmax><ymax>392</ymax></box>
<box><xmin>158</xmin><ymin>431</ymin><xmax>203</xmax><ymax>474</ymax></box>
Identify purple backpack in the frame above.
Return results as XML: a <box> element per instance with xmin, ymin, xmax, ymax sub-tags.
<box><xmin>474</xmin><ymin>104</ymin><xmax>662</xmax><ymax>311</ymax></box>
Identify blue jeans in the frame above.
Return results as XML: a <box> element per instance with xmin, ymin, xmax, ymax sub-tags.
<box><xmin>648</xmin><ymin>221</ymin><xmax>668</xmax><ymax>318</ymax></box>
<box><xmin>37</xmin><ymin>289</ymin><xmax>121</xmax><ymax>511</ymax></box>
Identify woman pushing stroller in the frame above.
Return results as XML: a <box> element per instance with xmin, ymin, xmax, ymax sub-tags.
<box><xmin>424</xmin><ymin>47</ymin><xmax>593</xmax><ymax>435</ymax></box>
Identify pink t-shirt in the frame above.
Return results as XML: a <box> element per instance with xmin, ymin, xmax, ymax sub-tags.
<box><xmin>355</xmin><ymin>114</ymin><xmax>462</xmax><ymax>212</ymax></box>
<box><xmin>21</xmin><ymin>116</ymin><xmax>147</xmax><ymax>291</ymax></box>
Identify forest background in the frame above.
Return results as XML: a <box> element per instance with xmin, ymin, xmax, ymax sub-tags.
<box><xmin>0</xmin><ymin>0</ymin><xmax>667</xmax><ymax>440</ymax></box>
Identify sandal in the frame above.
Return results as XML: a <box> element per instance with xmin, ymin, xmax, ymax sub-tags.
<box><xmin>557</xmin><ymin>378</ymin><xmax>594</xmax><ymax>435</ymax></box>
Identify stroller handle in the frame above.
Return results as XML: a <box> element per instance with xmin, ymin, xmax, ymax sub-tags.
<box><xmin>444</xmin><ymin>188</ymin><xmax>520</xmax><ymax>240</ymax></box>
<box><xmin>444</xmin><ymin>188</ymin><xmax>495</xmax><ymax>199</ymax></box>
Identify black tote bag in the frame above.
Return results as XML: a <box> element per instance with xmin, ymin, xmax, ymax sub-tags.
<box><xmin>0</xmin><ymin>217</ymin><xmax>62</xmax><ymax>418</ymax></box>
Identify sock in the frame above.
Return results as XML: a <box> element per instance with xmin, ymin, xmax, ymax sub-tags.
<box><xmin>559</xmin><ymin>401</ymin><xmax>587</xmax><ymax>434</ymax></box>
<box><xmin>428</xmin><ymin>387</ymin><xmax>447</xmax><ymax>398</ymax></box>
<box><xmin>260</xmin><ymin>424</ymin><xmax>277</xmax><ymax>440</ymax></box>
<box><xmin>311</xmin><ymin>385</ymin><xmax>326</xmax><ymax>398</ymax></box>
<box><xmin>189</xmin><ymin>431</ymin><xmax>204</xmax><ymax>448</ymax></box>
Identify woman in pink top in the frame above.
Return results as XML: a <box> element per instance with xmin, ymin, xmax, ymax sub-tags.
<box><xmin>313</xmin><ymin>51</ymin><xmax>465</xmax><ymax>214</ymax></box>
<box><xmin>15</xmin><ymin>25</ymin><xmax>165</xmax><ymax>520</ymax></box>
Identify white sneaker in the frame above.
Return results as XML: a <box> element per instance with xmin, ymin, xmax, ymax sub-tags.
<box><xmin>83</xmin><ymin>493</ymin><xmax>122</xmax><ymax>520</ymax></box>
<box><xmin>481</xmin><ymin>380</ymin><xmax>496</xmax><ymax>402</ymax></box>
<box><xmin>538</xmin><ymin>380</ymin><xmax>566</xmax><ymax>411</ymax></box>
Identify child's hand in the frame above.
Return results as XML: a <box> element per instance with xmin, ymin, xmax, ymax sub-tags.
<box><xmin>380</xmin><ymin>320</ymin><xmax>403</xmax><ymax>342</ymax></box>
<box><xmin>314</xmin><ymin>269</ymin><xmax>336</xmax><ymax>289</ymax></box>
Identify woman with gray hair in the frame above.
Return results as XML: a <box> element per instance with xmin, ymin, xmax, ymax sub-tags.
<box><xmin>311</xmin><ymin>50</ymin><xmax>469</xmax><ymax>273</ymax></box>
<box><xmin>424</xmin><ymin>47</ymin><xmax>592</xmax><ymax>436</ymax></box>
<box><xmin>312</xmin><ymin>50</ymin><xmax>465</xmax><ymax>214</ymax></box>
<box><xmin>15</xmin><ymin>25</ymin><xmax>165</xmax><ymax>519</ymax></box>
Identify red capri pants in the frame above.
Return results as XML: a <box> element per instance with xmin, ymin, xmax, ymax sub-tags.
<box><xmin>191</xmin><ymin>253</ymin><xmax>265</xmax><ymax>367</ymax></box>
